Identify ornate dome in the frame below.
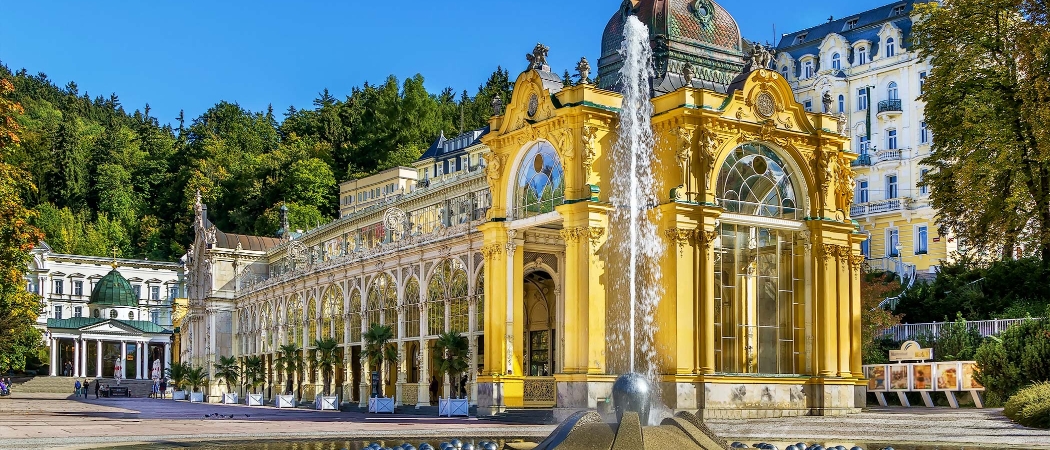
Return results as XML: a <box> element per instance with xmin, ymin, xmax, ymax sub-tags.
<box><xmin>598</xmin><ymin>0</ymin><xmax>747</xmax><ymax>94</ymax></box>
<box><xmin>89</xmin><ymin>269</ymin><xmax>137</xmax><ymax>308</ymax></box>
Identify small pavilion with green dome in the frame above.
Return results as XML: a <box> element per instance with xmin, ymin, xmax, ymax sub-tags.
<box><xmin>46</xmin><ymin>266</ymin><xmax>173</xmax><ymax>380</ymax></box>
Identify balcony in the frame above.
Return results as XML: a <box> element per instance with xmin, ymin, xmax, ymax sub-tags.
<box><xmin>877</xmin><ymin>99</ymin><xmax>902</xmax><ymax>119</ymax></box>
<box><xmin>851</xmin><ymin>153</ymin><xmax>872</xmax><ymax>167</ymax></box>
<box><xmin>851</xmin><ymin>197</ymin><xmax>905</xmax><ymax>217</ymax></box>
<box><xmin>874</xmin><ymin>148</ymin><xmax>903</xmax><ymax>164</ymax></box>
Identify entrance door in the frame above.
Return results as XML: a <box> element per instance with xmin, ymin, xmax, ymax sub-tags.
<box><xmin>350</xmin><ymin>345</ymin><xmax>361</xmax><ymax>402</ymax></box>
<box><xmin>523</xmin><ymin>270</ymin><xmax>556</xmax><ymax>376</ymax></box>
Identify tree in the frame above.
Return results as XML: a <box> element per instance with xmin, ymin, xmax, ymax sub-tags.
<box><xmin>275</xmin><ymin>343</ymin><xmax>302</xmax><ymax>397</ymax></box>
<box><xmin>0</xmin><ymin>77</ymin><xmax>45</xmax><ymax>373</ymax></box>
<box><xmin>433</xmin><ymin>330</ymin><xmax>470</xmax><ymax>399</ymax></box>
<box><xmin>212</xmin><ymin>355</ymin><xmax>240</xmax><ymax>395</ymax></box>
<box><xmin>363</xmin><ymin>323</ymin><xmax>397</xmax><ymax>398</ymax></box>
<box><xmin>860</xmin><ymin>272</ymin><xmax>903</xmax><ymax>364</ymax></box>
<box><xmin>311</xmin><ymin>337</ymin><xmax>339</xmax><ymax>397</ymax></box>
<box><xmin>242</xmin><ymin>355</ymin><xmax>265</xmax><ymax>395</ymax></box>
<box><xmin>913</xmin><ymin>0</ymin><xmax>1050</xmax><ymax>264</ymax></box>
<box><xmin>165</xmin><ymin>361</ymin><xmax>190</xmax><ymax>393</ymax></box>
<box><xmin>185</xmin><ymin>365</ymin><xmax>208</xmax><ymax>393</ymax></box>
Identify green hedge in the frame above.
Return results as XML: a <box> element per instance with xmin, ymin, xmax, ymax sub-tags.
<box><xmin>974</xmin><ymin>312</ymin><xmax>1050</xmax><ymax>402</ymax></box>
<box><xmin>1004</xmin><ymin>382</ymin><xmax>1050</xmax><ymax>429</ymax></box>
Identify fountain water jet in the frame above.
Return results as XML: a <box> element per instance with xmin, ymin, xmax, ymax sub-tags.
<box><xmin>610</xmin><ymin>15</ymin><xmax>664</xmax><ymax>381</ymax></box>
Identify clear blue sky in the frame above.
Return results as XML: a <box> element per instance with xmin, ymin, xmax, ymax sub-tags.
<box><xmin>0</xmin><ymin>0</ymin><xmax>893</xmax><ymax>125</ymax></box>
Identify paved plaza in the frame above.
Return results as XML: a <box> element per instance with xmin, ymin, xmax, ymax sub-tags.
<box><xmin>0</xmin><ymin>393</ymin><xmax>1048</xmax><ymax>449</ymax></box>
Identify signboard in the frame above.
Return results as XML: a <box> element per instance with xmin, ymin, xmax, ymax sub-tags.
<box><xmin>889</xmin><ymin>340</ymin><xmax>933</xmax><ymax>362</ymax></box>
<box><xmin>371</xmin><ymin>371</ymin><xmax>380</xmax><ymax>398</ymax></box>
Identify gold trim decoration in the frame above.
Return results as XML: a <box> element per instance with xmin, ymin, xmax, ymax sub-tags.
<box><xmin>587</xmin><ymin>227</ymin><xmax>606</xmax><ymax>250</ymax></box>
<box><xmin>480</xmin><ymin>244</ymin><xmax>503</xmax><ymax>260</ymax></box>
<box><xmin>664</xmin><ymin>228</ymin><xmax>695</xmax><ymax>256</ymax></box>
<box><xmin>697</xmin><ymin>230</ymin><xmax>718</xmax><ymax>249</ymax></box>
<box><xmin>559</xmin><ymin>227</ymin><xmax>584</xmax><ymax>243</ymax></box>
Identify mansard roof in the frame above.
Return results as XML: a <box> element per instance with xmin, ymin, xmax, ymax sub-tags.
<box><xmin>418</xmin><ymin>126</ymin><xmax>490</xmax><ymax>162</ymax></box>
<box><xmin>775</xmin><ymin>1</ymin><xmax>923</xmax><ymax>60</ymax></box>
<box><xmin>47</xmin><ymin>317</ymin><xmax>172</xmax><ymax>334</ymax></box>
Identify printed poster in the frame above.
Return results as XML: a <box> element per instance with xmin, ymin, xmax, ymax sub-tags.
<box><xmin>890</xmin><ymin>364</ymin><xmax>909</xmax><ymax>390</ymax></box>
<box><xmin>936</xmin><ymin>362</ymin><xmax>960</xmax><ymax>391</ymax></box>
<box><xmin>867</xmin><ymin>365</ymin><xmax>887</xmax><ymax>391</ymax></box>
<box><xmin>961</xmin><ymin>362</ymin><xmax>984</xmax><ymax>390</ymax></box>
<box><xmin>912</xmin><ymin>363</ymin><xmax>933</xmax><ymax>390</ymax></box>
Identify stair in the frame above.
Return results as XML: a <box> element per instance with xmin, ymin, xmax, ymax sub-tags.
<box><xmin>13</xmin><ymin>376</ymin><xmax>157</xmax><ymax>397</ymax></box>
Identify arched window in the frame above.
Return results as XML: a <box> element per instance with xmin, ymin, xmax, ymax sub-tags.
<box><xmin>515</xmin><ymin>141</ymin><xmax>564</xmax><ymax>219</ymax></box>
<box><xmin>838</xmin><ymin>94</ymin><xmax>845</xmax><ymax>113</ymax></box>
<box><xmin>885</xmin><ymin>37</ymin><xmax>896</xmax><ymax>57</ymax></box>
<box><xmin>348</xmin><ymin>290</ymin><xmax>362</xmax><ymax>343</ymax></box>
<box><xmin>475</xmin><ymin>271</ymin><xmax>485</xmax><ymax>333</ymax></box>
<box><xmin>857</xmin><ymin>46</ymin><xmax>868</xmax><ymax>65</ymax></box>
<box><xmin>831</xmin><ymin>53</ymin><xmax>841</xmax><ymax>70</ymax></box>
<box><xmin>321</xmin><ymin>286</ymin><xmax>342</xmax><ymax>342</ymax></box>
<box><xmin>404</xmin><ymin>277</ymin><xmax>421</xmax><ymax>338</ymax></box>
<box><xmin>367</xmin><ymin>273</ymin><xmax>397</xmax><ymax>338</ymax></box>
<box><xmin>307</xmin><ymin>297</ymin><xmax>318</xmax><ymax>344</ymax></box>
<box><xmin>110</xmin><ymin>310</ymin><xmax>118</xmax><ymax>319</ymax></box>
<box><xmin>427</xmin><ymin>258</ymin><xmax>468</xmax><ymax>335</ymax></box>
<box><xmin>287</xmin><ymin>296</ymin><xmax>303</xmax><ymax>345</ymax></box>
<box><xmin>803</xmin><ymin>60</ymin><xmax>813</xmax><ymax>79</ymax></box>
<box><xmin>780</xmin><ymin>66</ymin><xmax>789</xmax><ymax>79</ymax></box>
<box><xmin>716</xmin><ymin>143</ymin><xmax>802</xmax><ymax>220</ymax></box>
<box><xmin>887</xmin><ymin>81</ymin><xmax>899</xmax><ymax>100</ymax></box>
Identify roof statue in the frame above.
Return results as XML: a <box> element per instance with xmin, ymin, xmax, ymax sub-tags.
<box><xmin>749</xmin><ymin>43</ymin><xmax>775</xmax><ymax>72</ymax></box>
<box><xmin>823</xmin><ymin>91</ymin><xmax>834</xmax><ymax>113</ymax></box>
<box><xmin>575</xmin><ymin>57</ymin><xmax>591</xmax><ymax>84</ymax></box>
<box><xmin>683</xmin><ymin>62</ymin><xmax>694</xmax><ymax>85</ymax></box>
<box><xmin>526</xmin><ymin>43</ymin><xmax>550</xmax><ymax>71</ymax></box>
<box><xmin>491</xmin><ymin>93</ymin><xmax>503</xmax><ymax>116</ymax></box>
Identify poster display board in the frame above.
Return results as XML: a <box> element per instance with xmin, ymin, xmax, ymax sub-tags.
<box><xmin>889</xmin><ymin>364</ymin><xmax>910</xmax><ymax>390</ymax></box>
<box><xmin>912</xmin><ymin>363</ymin><xmax>934</xmax><ymax>391</ymax></box>
<box><xmin>866</xmin><ymin>365</ymin><xmax>887</xmax><ymax>391</ymax></box>
<box><xmin>862</xmin><ymin>360</ymin><xmax>984</xmax><ymax>409</ymax></box>
<box><xmin>935</xmin><ymin>362</ymin><xmax>960</xmax><ymax>391</ymax></box>
<box><xmin>961</xmin><ymin>362</ymin><xmax>984</xmax><ymax>390</ymax></box>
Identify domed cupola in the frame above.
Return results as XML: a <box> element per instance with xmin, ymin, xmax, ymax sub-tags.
<box><xmin>598</xmin><ymin>0</ymin><xmax>747</xmax><ymax>94</ymax></box>
<box><xmin>89</xmin><ymin>268</ymin><xmax>138</xmax><ymax>308</ymax></box>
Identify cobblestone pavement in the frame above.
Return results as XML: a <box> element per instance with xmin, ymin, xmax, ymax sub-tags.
<box><xmin>1</xmin><ymin>394</ymin><xmax>1048</xmax><ymax>449</ymax></box>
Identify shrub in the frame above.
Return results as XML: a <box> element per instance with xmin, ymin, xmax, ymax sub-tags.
<box><xmin>975</xmin><ymin>311</ymin><xmax>1050</xmax><ymax>400</ymax></box>
<box><xmin>1004</xmin><ymin>382</ymin><xmax>1050</xmax><ymax>429</ymax></box>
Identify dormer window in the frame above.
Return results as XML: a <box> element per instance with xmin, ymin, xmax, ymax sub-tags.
<box><xmin>886</xmin><ymin>38</ymin><xmax>896</xmax><ymax>57</ymax></box>
<box><xmin>832</xmin><ymin>53</ymin><xmax>841</xmax><ymax>70</ymax></box>
<box><xmin>846</xmin><ymin>19</ymin><xmax>858</xmax><ymax>30</ymax></box>
<box><xmin>780</xmin><ymin>66</ymin><xmax>789</xmax><ymax>78</ymax></box>
<box><xmin>796</xmin><ymin>33</ymin><xmax>807</xmax><ymax>44</ymax></box>
<box><xmin>857</xmin><ymin>46</ymin><xmax>868</xmax><ymax>65</ymax></box>
<box><xmin>892</xmin><ymin>5</ymin><xmax>906</xmax><ymax>16</ymax></box>
<box><xmin>803</xmin><ymin>60</ymin><xmax>814</xmax><ymax>78</ymax></box>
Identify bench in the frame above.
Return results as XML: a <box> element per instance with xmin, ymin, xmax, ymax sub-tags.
<box><xmin>106</xmin><ymin>386</ymin><xmax>130</xmax><ymax>398</ymax></box>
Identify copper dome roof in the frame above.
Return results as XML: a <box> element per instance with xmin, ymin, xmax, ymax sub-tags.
<box><xmin>598</xmin><ymin>0</ymin><xmax>747</xmax><ymax>94</ymax></box>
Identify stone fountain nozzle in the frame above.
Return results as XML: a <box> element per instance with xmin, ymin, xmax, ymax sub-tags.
<box><xmin>612</xmin><ymin>372</ymin><xmax>651</xmax><ymax>425</ymax></box>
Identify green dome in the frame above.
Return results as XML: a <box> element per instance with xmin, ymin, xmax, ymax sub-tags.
<box><xmin>89</xmin><ymin>269</ymin><xmax>137</xmax><ymax>307</ymax></box>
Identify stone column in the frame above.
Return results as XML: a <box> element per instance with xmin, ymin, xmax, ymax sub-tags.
<box><xmin>836</xmin><ymin>247</ymin><xmax>852</xmax><ymax>377</ymax></box>
<box><xmin>96</xmin><ymin>340</ymin><xmax>103</xmax><ymax>378</ymax></box>
<box><xmin>73</xmin><ymin>338</ymin><xmax>81</xmax><ymax>377</ymax></box>
<box><xmin>818</xmin><ymin>245</ymin><xmax>837</xmax><ymax>377</ymax></box>
<box><xmin>49</xmin><ymin>338</ymin><xmax>57</xmax><ymax>376</ymax></box>
<box><xmin>81</xmin><ymin>339</ymin><xmax>88</xmax><ymax>378</ymax></box>
<box><xmin>419</xmin><ymin>343</ymin><xmax>430</xmax><ymax>406</ymax></box>
<box><xmin>164</xmin><ymin>342</ymin><xmax>172</xmax><ymax>373</ymax></box>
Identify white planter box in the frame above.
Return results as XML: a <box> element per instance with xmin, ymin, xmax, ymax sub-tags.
<box><xmin>222</xmin><ymin>393</ymin><xmax>238</xmax><ymax>404</ymax></box>
<box><xmin>189</xmin><ymin>392</ymin><xmax>205</xmax><ymax>403</ymax></box>
<box><xmin>439</xmin><ymin>398</ymin><xmax>469</xmax><ymax>417</ymax></box>
<box><xmin>275</xmin><ymin>394</ymin><xmax>296</xmax><ymax>408</ymax></box>
<box><xmin>172</xmin><ymin>390</ymin><xmax>187</xmax><ymax>401</ymax></box>
<box><xmin>368</xmin><ymin>396</ymin><xmax>395</xmax><ymax>413</ymax></box>
<box><xmin>316</xmin><ymin>395</ymin><xmax>339</xmax><ymax>410</ymax></box>
<box><xmin>246</xmin><ymin>393</ymin><xmax>265</xmax><ymax>406</ymax></box>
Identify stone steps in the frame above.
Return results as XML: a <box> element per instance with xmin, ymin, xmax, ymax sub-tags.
<box><xmin>13</xmin><ymin>376</ymin><xmax>158</xmax><ymax>397</ymax></box>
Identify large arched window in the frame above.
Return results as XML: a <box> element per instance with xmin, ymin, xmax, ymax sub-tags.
<box><xmin>515</xmin><ymin>142</ymin><xmax>565</xmax><ymax>219</ymax></box>
<box><xmin>427</xmin><ymin>258</ymin><xmax>468</xmax><ymax>335</ymax></box>
<box><xmin>831</xmin><ymin>53</ymin><xmax>841</xmax><ymax>70</ymax></box>
<box><xmin>716</xmin><ymin>143</ymin><xmax>802</xmax><ymax>220</ymax></box>
<box><xmin>475</xmin><ymin>271</ymin><xmax>484</xmax><ymax>333</ymax></box>
<box><xmin>885</xmin><ymin>37</ymin><xmax>896</xmax><ymax>57</ymax></box>
<box><xmin>320</xmin><ymin>286</ymin><xmax>343</xmax><ymax>342</ymax></box>
<box><xmin>287</xmin><ymin>296</ymin><xmax>303</xmax><ymax>345</ymax></box>
<box><xmin>404</xmin><ymin>277</ymin><xmax>421</xmax><ymax>338</ymax></box>
<box><xmin>348</xmin><ymin>290</ymin><xmax>362</xmax><ymax>343</ymax></box>
<box><xmin>367</xmin><ymin>273</ymin><xmax>397</xmax><ymax>338</ymax></box>
<box><xmin>307</xmin><ymin>297</ymin><xmax>318</xmax><ymax>344</ymax></box>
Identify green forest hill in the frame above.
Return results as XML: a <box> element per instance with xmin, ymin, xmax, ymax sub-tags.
<box><xmin>0</xmin><ymin>62</ymin><xmax>513</xmax><ymax>262</ymax></box>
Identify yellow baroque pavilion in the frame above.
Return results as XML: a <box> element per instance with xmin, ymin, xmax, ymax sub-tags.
<box><xmin>475</xmin><ymin>46</ymin><xmax>864</xmax><ymax>421</ymax></box>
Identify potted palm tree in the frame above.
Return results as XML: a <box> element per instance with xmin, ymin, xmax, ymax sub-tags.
<box><xmin>186</xmin><ymin>365</ymin><xmax>208</xmax><ymax>403</ymax></box>
<box><xmin>214</xmin><ymin>356</ymin><xmax>240</xmax><ymax>404</ymax></box>
<box><xmin>166</xmin><ymin>361</ymin><xmax>190</xmax><ymax>400</ymax></box>
<box><xmin>364</xmin><ymin>323</ymin><xmax>398</xmax><ymax>413</ymax></box>
<box><xmin>274</xmin><ymin>343</ymin><xmax>301</xmax><ymax>408</ymax></box>
<box><xmin>312</xmin><ymin>337</ymin><xmax>340</xmax><ymax>410</ymax></box>
<box><xmin>434</xmin><ymin>330</ymin><xmax>470</xmax><ymax>417</ymax></box>
<box><xmin>242</xmin><ymin>355</ymin><xmax>266</xmax><ymax>406</ymax></box>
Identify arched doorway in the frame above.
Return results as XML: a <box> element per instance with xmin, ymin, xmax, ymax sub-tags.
<box><xmin>523</xmin><ymin>270</ymin><xmax>556</xmax><ymax>376</ymax></box>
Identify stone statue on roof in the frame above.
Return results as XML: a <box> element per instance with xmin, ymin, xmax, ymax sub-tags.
<box><xmin>749</xmin><ymin>44</ymin><xmax>775</xmax><ymax>71</ymax></box>
<box><xmin>823</xmin><ymin>91</ymin><xmax>834</xmax><ymax>113</ymax></box>
<box><xmin>576</xmin><ymin>57</ymin><xmax>591</xmax><ymax>84</ymax></box>
<box><xmin>491</xmin><ymin>93</ymin><xmax>503</xmax><ymax>116</ymax></box>
<box><xmin>526</xmin><ymin>43</ymin><xmax>550</xmax><ymax>70</ymax></box>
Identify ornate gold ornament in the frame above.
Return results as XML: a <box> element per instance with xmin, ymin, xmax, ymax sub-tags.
<box><xmin>755</xmin><ymin>91</ymin><xmax>776</xmax><ymax>118</ymax></box>
<box><xmin>581</xmin><ymin>124</ymin><xmax>598</xmax><ymax>182</ymax></box>
<box><xmin>697</xmin><ymin>229</ymin><xmax>718</xmax><ymax>249</ymax></box>
<box><xmin>587</xmin><ymin>227</ymin><xmax>605</xmax><ymax>249</ymax></box>
<box><xmin>485</xmin><ymin>153</ymin><xmax>508</xmax><ymax>181</ymax></box>
<box><xmin>480</xmin><ymin>244</ymin><xmax>503</xmax><ymax>260</ymax></box>
<box><xmin>664</xmin><ymin>228</ymin><xmax>695</xmax><ymax>256</ymax></box>
<box><xmin>849</xmin><ymin>254</ymin><xmax>865</xmax><ymax>268</ymax></box>
<box><xmin>559</xmin><ymin>227</ymin><xmax>584</xmax><ymax>243</ymax></box>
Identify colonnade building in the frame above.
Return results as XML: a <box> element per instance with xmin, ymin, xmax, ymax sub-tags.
<box><xmin>181</xmin><ymin>0</ymin><xmax>867</xmax><ymax>419</ymax></box>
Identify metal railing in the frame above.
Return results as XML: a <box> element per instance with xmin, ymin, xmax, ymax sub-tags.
<box><xmin>878</xmin><ymin>99</ymin><xmax>903</xmax><ymax>113</ymax></box>
<box><xmin>852</xmin><ymin>153</ymin><xmax>872</xmax><ymax>167</ymax></box>
<box><xmin>851</xmin><ymin>198</ymin><xmax>904</xmax><ymax>217</ymax></box>
<box><xmin>875</xmin><ymin>148</ymin><xmax>903</xmax><ymax>163</ymax></box>
<box><xmin>522</xmin><ymin>377</ymin><xmax>557</xmax><ymax>408</ymax></box>
<box><xmin>883</xmin><ymin>318</ymin><xmax>1036</xmax><ymax>341</ymax></box>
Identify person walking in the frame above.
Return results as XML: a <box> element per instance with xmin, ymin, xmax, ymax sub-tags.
<box><xmin>429</xmin><ymin>376</ymin><xmax>439</xmax><ymax>405</ymax></box>
<box><xmin>73</xmin><ymin>379</ymin><xmax>81</xmax><ymax>398</ymax></box>
<box><xmin>94</xmin><ymin>379</ymin><xmax>100</xmax><ymax>399</ymax></box>
<box><xmin>159</xmin><ymin>379</ymin><xmax>167</xmax><ymax>399</ymax></box>
<box><xmin>83</xmin><ymin>379</ymin><xmax>89</xmax><ymax>398</ymax></box>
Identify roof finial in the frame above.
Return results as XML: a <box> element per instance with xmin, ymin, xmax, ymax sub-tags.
<box><xmin>110</xmin><ymin>246</ymin><xmax>119</xmax><ymax>269</ymax></box>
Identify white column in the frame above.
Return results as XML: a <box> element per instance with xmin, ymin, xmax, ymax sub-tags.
<box><xmin>164</xmin><ymin>342</ymin><xmax>171</xmax><ymax>372</ymax></box>
<box><xmin>81</xmin><ymin>339</ymin><xmax>88</xmax><ymax>378</ymax></box>
<box><xmin>120</xmin><ymin>341</ymin><xmax>127</xmax><ymax>379</ymax></box>
<box><xmin>96</xmin><ymin>340</ymin><xmax>102</xmax><ymax>377</ymax></box>
<box><xmin>136</xmin><ymin>343</ymin><xmax>144</xmax><ymax>379</ymax></box>
<box><xmin>73</xmin><ymin>338</ymin><xmax>81</xmax><ymax>377</ymax></box>
<box><xmin>49</xmin><ymin>338</ymin><xmax>58</xmax><ymax>376</ymax></box>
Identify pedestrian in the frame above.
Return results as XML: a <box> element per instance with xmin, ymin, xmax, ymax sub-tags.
<box><xmin>74</xmin><ymin>379</ymin><xmax>81</xmax><ymax>397</ymax></box>
<box><xmin>429</xmin><ymin>376</ymin><xmax>439</xmax><ymax>404</ymax></box>
<box><xmin>159</xmin><ymin>379</ymin><xmax>167</xmax><ymax>399</ymax></box>
<box><xmin>151</xmin><ymin>381</ymin><xmax>159</xmax><ymax>399</ymax></box>
<box><xmin>460</xmin><ymin>375</ymin><xmax>468</xmax><ymax>398</ymax></box>
<box><xmin>94</xmin><ymin>379</ymin><xmax>100</xmax><ymax>399</ymax></box>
